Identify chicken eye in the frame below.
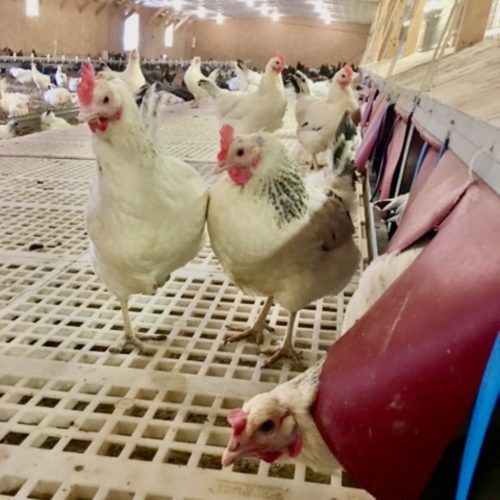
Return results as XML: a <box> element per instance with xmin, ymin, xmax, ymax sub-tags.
<box><xmin>236</xmin><ymin>148</ymin><xmax>245</xmax><ymax>157</ymax></box>
<box><xmin>103</xmin><ymin>96</ymin><xmax>110</xmax><ymax>104</ymax></box>
<box><xmin>260</xmin><ymin>419</ymin><xmax>275</xmax><ymax>433</ymax></box>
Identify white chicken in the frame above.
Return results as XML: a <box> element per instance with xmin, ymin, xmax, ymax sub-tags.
<box><xmin>44</xmin><ymin>87</ymin><xmax>72</xmax><ymax>107</ymax></box>
<box><xmin>295</xmin><ymin>70</ymin><xmax>330</xmax><ymax>98</ymax></box>
<box><xmin>290</xmin><ymin>73</ymin><xmax>344</xmax><ymax>171</ymax></box>
<box><xmin>221</xmin><ymin>241</ymin><xmax>426</xmax><ymax>472</ymax></box>
<box><xmin>55</xmin><ymin>64</ymin><xmax>68</xmax><ymax>87</ymax></box>
<box><xmin>31</xmin><ymin>63</ymin><xmax>52</xmax><ymax>91</ymax></box>
<box><xmin>9</xmin><ymin>67</ymin><xmax>33</xmax><ymax>84</ymax></box>
<box><xmin>183</xmin><ymin>56</ymin><xmax>210</xmax><ymax>108</ymax></box>
<box><xmin>0</xmin><ymin>82</ymin><xmax>30</xmax><ymax>117</ymax></box>
<box><xmin>208</xmin><ymin>126</ymin><xmax>360</xmax><ymax>366</ymax></box>
<box><xmin>40</xmin><ymin>111</ymin><xmax>72</xmax><ymax>131</ymax></box>
<box><xmin>235</xmin><ymin>59</ymin><xmax>262</xmax><ymax>92</ymax></box>
<box><xmin>68</xmin><ymin>77</ymin><xmax>81</xmax><ymax>92</ymax></box>
<box><xmin>199</xmin><ymin>54</ymin><xmax>287</xmax><ymax>134</ymax></box>
<box><xmin>102</xmin><ymin>49</ymin><xmax>146</xmax><ymax>95</ymax></box>
<box><xmin>328</xmin><ymin>64</ymin><xmax>359</xmax><ymax>115</ymax></box>
<box><xmin>77</xmin><ymin>64</ymin><xmax>208</xmax><ymax>354</ymax></box>
<box><xmin>0</xmin><ymin>120</ymin><xmax>17</xmax><ymax>140</ymax></box>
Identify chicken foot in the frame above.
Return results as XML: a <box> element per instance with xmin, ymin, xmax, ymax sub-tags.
<box><xmin>109</xmin><ymin>298</ymin><xmax>167</xmax><ymax>356</ymax></box>
<box><xmin>224</xmin><ymin>296</ymin><xmax>274</xmax><ymax>345</ymax></box>
<box><xmin>260</xmin><ymin>311</ymin><xmax>303</xmax><ymax>368</ymax></box>
<box><xmin>310</xmin><ymin>154</ymin><xmax>321</xmax><ymax>171</ymax></box>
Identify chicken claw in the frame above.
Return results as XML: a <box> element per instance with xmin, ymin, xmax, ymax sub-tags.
<box><xmin>225</xmin><ymin>321</ymin><xmax>274</xmax><ymax>345</ymax></box>
<box><xmin>224</xmin><ymin>297</ymin><xmax>274</xmax><ymax>345</ymax></box>
<box><xmin>260</xmin><ymin>344</ymin><xmax>303</xmax><ymax>369</ymax></box>
<box><xmin>109</xmin><ymin>333</ymin><xmax>167</xmax><ymax>356</ymax></box>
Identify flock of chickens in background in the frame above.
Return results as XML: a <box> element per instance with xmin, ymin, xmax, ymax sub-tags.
<box><xmin>0</xmin><ymin>48</ymin><xmax>413</xmax><ymax>474</ymax></box>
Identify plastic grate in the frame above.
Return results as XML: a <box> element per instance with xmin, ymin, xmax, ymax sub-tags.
<box><xmin>0</xmin><ymin>103</ymin><xmax>372</xmax><ymax>500</ymax></box>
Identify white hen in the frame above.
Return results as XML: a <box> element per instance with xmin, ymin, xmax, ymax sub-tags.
<box><xmin>328</xmin><ymin>64</ymin><xmax>359</xmax><ymax>115</ymax></box>
<box><xmin>235</xmin><ymin>59</ymin><xmax>262</xmax><ymax>92</ymax></box>
<box><xmin>0</xmin><ymin>120</ymin><xmax>17</xmax><ymax>140</ymax></box>
<box><xmin>199</xmin><ymin>54</ymin><xmax>287</xmax><ymax>134</ymax></box>
<box><xmin>290</xmin><ymin>73</ymin><xmax>344</xmax><ymax>171</ymax></box>
<box><xmin>183</xmin><ymin>56</ymin><xmax>210</xmax><ymax>108</ymax></box>
<box><xmin>0</xmin><ymin>82</ymin><xmax>30</xmax><ymax>117</ymax></box>
<box><xmin>40</xmin><ymin>111</ymin><xmax>72</xmax><ymax>131</ymax></box>
<box><xmin>295</xmin><ymin>70</ymin><xmax>330</xmax><ymax>98</ymax></box>
<box><xmin>102</xmin><ymin>49</ymin><xmax>146</xmax><ymax>95</ymax></box>
<box><xmin>44</xmin><ymin>87</ymin><xmax>72</xmax><ymax>107</ymax></box>
<box><xmin>31</xmin><ymin>63</ymin><xmax>52</xmax><ymax>91</ymax></box>
<box><xmin>77</xmin><ymin>64</ymin><xmax>208</xmax><ymax>354</ymax></box>
<box><xmin>208</xmin><ymin>126</ymin><xmax>360</xmax><ymax>366</ymax></box>
<box><xmin>55</xmin><ymin>64</ymin><xmax>68</xmax><ymax>87</ymax></box>
<box><xmin>9</xmin><ymin>67</ymin><xmax>33</xmax><ymax>84</ymax></box>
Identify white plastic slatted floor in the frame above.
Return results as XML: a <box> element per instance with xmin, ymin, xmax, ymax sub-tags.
<box><xmin>0</xmin><ymin>102</ymin><xmax>372</xmax><ymax>500</ymax></box>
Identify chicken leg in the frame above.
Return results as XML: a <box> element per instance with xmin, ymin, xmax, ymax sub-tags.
<box><xmin>260</xmin><ymin>311</ymin><xmax>303</xmax><ymax>368</ymax></box>
<box><xmin>224</xmin><ymin>296</ymin><xmax>274</xmax><ymax>345</ymax></box>
<box><xmin>109</xmin><ymin>298</ymin><xmax>167</xmax><ymax>355</ymax></box>
<box><xmin>311</xmin><ymin>154</ymin><xmax>320</xmax><ymax>171</ymax></box>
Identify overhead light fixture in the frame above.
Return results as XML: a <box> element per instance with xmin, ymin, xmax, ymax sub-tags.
<box><xmin>172</xmin><ymin>0</ymin><xmax>182</xmax><ymax>11</ymax></box>
<box><xmin>216</xmin><ymin>12</ymin><xmax>224</xmax><ymax>24</ymax></box>
<box><xmin>260</xmin><ymin>3</ymin><xmax>269</xmax><ymax>16</ymax></box>
<box><xmin>271</xmin><ymin>9</ymin><xmax>280</xmax><ymax>22</ymax></box>
<box><xmin>246</xmin><ymin>0</ymin><xmax>255</xmax><ymax>7</ymax></box>
<box><xmin>323</xmin><ymin>13</ymin><xmax>332</xmax><ymax>24</ymax></box>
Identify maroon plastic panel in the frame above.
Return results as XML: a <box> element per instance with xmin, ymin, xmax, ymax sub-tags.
<box><xmin>312</xmin><ymin>180</ymin><xmax>500</xmax><ymax>500</ymax></box>
<box><xmin>355</xmin><ymin>95</ymin><xmax>389</xmax><ymax>174</ymax></box>
<box><xmin>378</xmin><ymin>117</ymin><xmax>407</xmax><ymax>200</ymax></box>
<box><xmin>385</xmin><ymin>150</ymin><xmax>473</xmax><ymax>254</ymax></box>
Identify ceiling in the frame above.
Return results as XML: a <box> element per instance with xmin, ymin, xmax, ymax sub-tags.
<box><xmin>142</xmin><ymin>1</ymin><xmax>379</xmax><ymax>25</ymax></box>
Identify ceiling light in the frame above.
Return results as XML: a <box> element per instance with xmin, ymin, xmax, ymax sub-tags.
<box><xmin>172</xmin><ymin>0</ymin><xmax>182</xmax><ymax>11</ymax></box>
<box><xmin>246</xmin><ymin>0</ymin><xmax>255</xmax><ymax>7</ymax></box>
<box><xmin>216</xmin><ymin>12</ymin><xmax>224</xmax><ymax>24</ymax></box>
<box><xmin>260</xmin><ymin>3</ymin><xmax>269</xmax><ymax>16</ymax></box>
<box><xmin>271</xmin><ymin>9</ymin><xmax>280</xmax><ymax>22</ymax></box>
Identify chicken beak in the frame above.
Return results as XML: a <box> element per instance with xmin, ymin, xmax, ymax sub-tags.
<box><xmin>221</xmin><ymin>437</ymin><xmax>249</xmax><ymax>467</ymax></box>
<box><xmin>213</xmin><ymin>162</ymin><xmax>230</xmax><ymax>175</ymax></box>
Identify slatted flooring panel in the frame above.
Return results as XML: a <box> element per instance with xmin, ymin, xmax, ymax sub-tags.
<box><xmin>0</xmin><ymin>101</ymin><xmax>372</xmax><ymax>500</ymax></box>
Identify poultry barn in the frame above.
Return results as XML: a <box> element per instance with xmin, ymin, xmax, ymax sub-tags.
<box><xmin>0</xmin><ymin>0</ymin><xmax>499</xmax><ymax>499</ymax></box>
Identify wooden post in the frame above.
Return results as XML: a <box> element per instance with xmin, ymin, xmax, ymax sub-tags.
<box><xmin>404</xmin><ymin>0</ymin><xmax>426</xmax><ymax>56</ymax></box>
<box><xmin>455</xmin><ymin>0</ymin><xmax>493</xmax><ymax>51</ymax></box>
<box><xmin>383</xmin><ymin>0</ymin><xmax>405</xmax><ymax>59</ymax></box>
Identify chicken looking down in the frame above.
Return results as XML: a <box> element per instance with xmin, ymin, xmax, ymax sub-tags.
<box><xmin>77</xmin><ymin>64</ymin><xmax>208</xmax><ymax>354</ymax></box>
<box><xmin>9</xmin><ymin>67</ymin><xmax>33</xmax><ymax>85</ymax></box>
<box><xmin>199</xmin><ymin>53</ymin><xmax>287</xmax><ymax>134</ymax></box>
<box><xmin>207</xmin><ymin>126</ymin><xmax>361</xmax><ymax>367</ymax></box>
<box><xmin>40</xmin><ymin>111</ymin><xmax>72</xmax><ymax>131</ymax></box>
<box><xmin>221</xmin><ymin>241</ymin><xmax>426</xmax><ymax>471</ymax></box>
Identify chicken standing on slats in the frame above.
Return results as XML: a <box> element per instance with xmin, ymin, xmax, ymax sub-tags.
<box><xmin>77</xmin><ymin>64</ymin><xmax>208</xmax><ymax>354</ymax></box>
<box><xmin>199</xmin><ymin>54</ymin><xmax>287</xmax><ymax>134</ymax></box>
<box><xmin>208</xmin><ymin>125</ymin><xmax>360</xmax><ymax>367</ymax></box>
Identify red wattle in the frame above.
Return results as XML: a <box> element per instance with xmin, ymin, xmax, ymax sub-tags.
<box><xmin>258</xmin><ymin>451</ymin><xmax>282</xmax><ymax>463</ymax></box>
<box><xmin>228</xmin><ymin>167</ymin><xmax>252</xmax><ymax>185</ymax></box>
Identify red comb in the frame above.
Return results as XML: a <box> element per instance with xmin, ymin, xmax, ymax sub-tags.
<box><xmin>77</xmin><ymin>63</ymin><xmax>95</xmax><ymax>107</ymax></box>
<box><xmin>276</xmin><ymin>52</ymin><xmax>285</xmax><ymax>66</ymax></box>
<box><xmin>217</xmin><ymin>125</ymin><xmax>234</xmax><ymax>162</ymax></box>
<box><xmin>343</xmin><ymin>64</ymin><xmax>353</xmax><ymax>78</ymax></box>
<box><xmin>227</xmin><ymin>409</ymin><xmax>247</xmax><ymax>437</ymax></box>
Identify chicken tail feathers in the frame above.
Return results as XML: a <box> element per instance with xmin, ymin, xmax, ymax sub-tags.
<box><xmin>139</xmin><ymin>83</ymin><xmax>163</xmax><ymax>142</ymax></box>
<box><xmin>198</xmin><ymin>78</ymin><xmax>219</xmax><ymax>98</ymax></box>
<box><xmin>331</xmin><ymin>111</ymin><xmax>360</xmax><ymax>181</ymax></box>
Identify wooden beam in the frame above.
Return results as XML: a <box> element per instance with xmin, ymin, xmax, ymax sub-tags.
<box><xmin>455</xmin><ymin>0</ymin><xmax>492</xmax><ymax>51</ymax></box>
<box><xmin>404</xmin><ymin>0</ymin><xmax>426</xmax><ymax>56</ymax></box>
<box><xmin>174</xmin><ymin>15</ymin><xmax>190</xmax><ymax>31</ymax></box>
<box><xmin>383</xmin><ymin>0</ymin><xmax>405</xmax><ymax>59</ymax></box>
<box><xmin>369</xmin><ymin>0</ymin><xmax>398</xmax><ymax>63</ymax></box>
